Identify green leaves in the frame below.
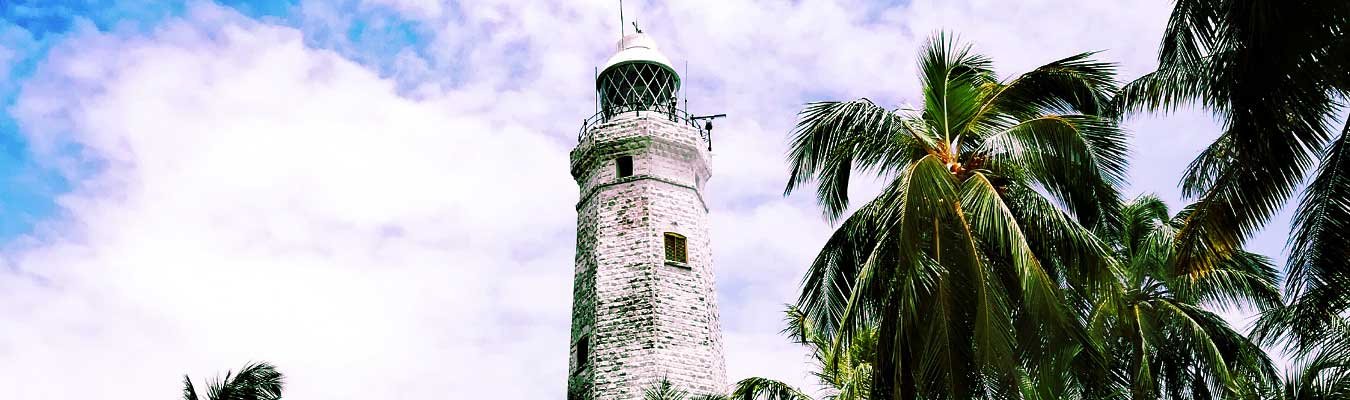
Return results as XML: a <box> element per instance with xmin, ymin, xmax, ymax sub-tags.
<box><xmin>961</xmin><ymin>174</ymin><xmax>1074</xmax><ymax>344</ymax></box>
<box><xmin>644</xmin><ymin>379</ymin><xmax>690</xmax><ymax>400</ymax></box>
<box><xmin>1262</xmin><ymin>116</ymin><xmax>1350</xmax><ymax>353</ymax></box>
<box><xmin>779</xmin><ymin>1</ymin><xmax>1350</xmax><ymax>396</ymax></box>
<box><xmin>983</xmin><ymin>51</ymin><xmax>1118</xmax><ymax>121</ymax></box>
<box><xmin>1086</xmin><ymin>196</ymin><xmax>1282</xmax><ymax>400</ymax></box>
<box><xmin>1115</xmin><ymin>0</ymin><xmax>1350</xmax><ymax>380</ymax></box>
<box><xmin>729</xmin><ymin>377</ymin><xmax>815</xmax><ymax>400</ymax></box>
<box><xmin>919</xmin><ymin>32</ymin><xmax>995</xmax><ymax>142</ymax></box>
<box><xmin>1278</xmin><ymin>335</ymin><xmax>1350</xmax><ymax>400</ymax></box>
<box><xmin>979</xmin><ymin>114</ymin><xmax>1127</xmax><ymax>227</ymax></box>
<box><xmin>787</xmin><ymin>32</ymin><xmax>1128</xmax><ymax>399</ymax></box>
<box><xmin>736</xmin><ymin>308</ymin><xmax>876</xmax><ymax>400</ymax></box>
<box><xmin>787</xmin><ymin>99</ymin><xmax>922</xmax><ymax>221</ymax></box>
<box><xmin>1118</xmin><ymin>0</ymin><xmax>1349</xmax><ymax>285</ymax></box>
<box><xmin>183</xmin><ymin>376</ymin><xmax>200</xmax><ymax>400</ymax></box>
<box><xmin>182</xmin><ymin>362</ymin><xmax>283</xmax><ymax>400</ymax></box>
<box><xmin>643</xmin><ymin>378</ymin><xmax>733</xmax><ymax>400</ymax></box>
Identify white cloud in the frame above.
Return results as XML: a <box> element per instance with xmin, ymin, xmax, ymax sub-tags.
<box><xmin>3</xmin><ymin>4</ymin><xmax>574</xmax><ymax>399</ymax></box>
<box><xmin>1</xmin><ymin>0</ymin><xmax>1281</xmax><ymax>399</ymax></box>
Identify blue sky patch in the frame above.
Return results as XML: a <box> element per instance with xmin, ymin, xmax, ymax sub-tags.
<box><xmin>0</xmin><ymin>1</ymin><xmax>459</xmax><ymax>241</ymax></box>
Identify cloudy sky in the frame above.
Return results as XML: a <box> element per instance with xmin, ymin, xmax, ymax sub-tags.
<box><xmin>0</xmin><ymin>0</ymin><xmax>1298</xmax><ymax>398</ymax></box>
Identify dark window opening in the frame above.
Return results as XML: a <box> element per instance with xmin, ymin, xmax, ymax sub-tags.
<box><xmin>616</xmin><ymin>156</ymin><xmax>634</xmax><ymax>178</ymax></box>
<box><xmin>664</xmin><ymin>232</ymin><xmax>687</xmax><ymax>263</ymax></box>
<box><xmin>575</xmin><ymin>336</ymin><xmax>589</xmax><ymax>372</ymax></box>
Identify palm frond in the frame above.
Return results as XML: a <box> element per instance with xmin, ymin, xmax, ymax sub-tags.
<box><xmin>980</xmin><ymin>51</ymin><xmax>1119</xmax><ymax>123</ymax></box>
<box><xmin>182</xmin><ymin>375</ymin><xmax>199</xmax><ymax>400</ymax></box>
<box><xmin>1128</xmin><ymin>0</ymin><xmax>1348</xmax><ymax>281</ymax></box>
<box><xmin>224</xmin><ymin>362</ymin><xmax>284</xmax><ymax>400</ymax></box>
<box><xmin>918</xmin><ymin>31</ymin><xmax>996</xmax><ymax>142</ymax></box>
<box><xmin>978</xmin><ymin>114</ymin><xmax>1128</xmax><ymax>227</ymax></box>
<box><xmin>644</xmin><ymin>379</ymin><xmax>688</xmax><ymax>400</ymax></box>
<box><xmin>1177</xmin><ymin>250</ymin><xmax>1282</xmax><ymax>311</ymax></box>
<box><xmin>960</xmin><ymin>173</ymin><xmax>1072</xmax><ymax>337</ymax></box>
<box><xmin>1279</xmin><ymin>116</ymin><xmax>1350</xmax><ymax>349</ymax></box>
<box><xmin>729</xmin><ymin>377</ymin><xmax>814</xmax><ymax>400</ymax></box>
<box><xmin>794</xmin><ymin>194</ymin><xmax>887</xmax><ymax>345</ymax></box>
<box><xmin>1111</xmin><ymin>61</ymin><xmax>1210</xmax><ymax>117</ymax></box>
<box><xmin>787</xmin><ymin>31</ymin><xmax>1133</xmax><ymax>400</ymax></box>
<box><xmin>785</xmin><ymin>99</ymin><xmax>921</xmax><ymax>220</ymax></box>
<box><xmin>1282</xmin><ymin>334</ymin><xmax>1350</xmax><ymax>399</ymax></box>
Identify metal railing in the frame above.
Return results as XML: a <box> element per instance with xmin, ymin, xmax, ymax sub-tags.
<box><xmin>578</xmin><ymin>104</ymin><xmax>712</xmax><ymax>150</ymax></box>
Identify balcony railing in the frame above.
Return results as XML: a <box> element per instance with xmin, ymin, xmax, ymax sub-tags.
<box><xmin>578</xmin><ymin>104</ymin><xmax>712</xmax><ymax>150</ymax></box>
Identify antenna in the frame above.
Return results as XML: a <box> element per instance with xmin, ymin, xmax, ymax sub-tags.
<box><xmin>618</xmin><ymin>0</ymin><xmax>625</xmax><ymax>39</ymax></box>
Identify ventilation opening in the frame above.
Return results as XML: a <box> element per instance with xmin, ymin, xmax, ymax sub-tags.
<box><xmin>575</xmin><ymin>336</ymin><xmax>589</xmax><ymax>373</ymax></box>
<box><xmin>616</xmin><ymin>156</ymin><xmax>634</xmax><ymax>178</ymax></box>
<box><xmin>664</xmin><ymin>232</ymin><xmax>687</xmax><ymax>263</ymax></box>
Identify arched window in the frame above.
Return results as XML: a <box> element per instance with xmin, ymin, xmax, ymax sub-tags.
<box><xmin>664</xmin><ymin>232</ymin><xmax>687</xmax><ymax>263</ymax></box>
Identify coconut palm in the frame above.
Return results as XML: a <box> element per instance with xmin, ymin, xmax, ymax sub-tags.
<box><xmin>731</xmin><ymin>377</ymin><xmax>819</xmax><ymax>400</ymax></box>
<box><xmin>1087</xmin><ymin>195</ymin><xmax>1281</xmax><ymax>399</ymax></box>
<box><xmin>645</xmin><ymin>380</ymin><xmax>694</xmax><ymax>400</ymax></box>
<box><xmin>785</xmin><ymin>32</ymin><xmax>1127</xmax><ymax>399</ymax></box>
<box><xmin>1114</xmin><ymin>0</ymin><xmax>1350</xmax><ymax>352</ymax></box>
<box><xmin>182</xmin><ymin>362</ymin><xmax>284</xmax><ymax>400</ymax></box>
<box><xmin>1268</xmin><ymin>335</ymin><xmax>1350</xmax><ymax>400</ymax></box>
<box><xmin>643</xmin><ymin>378</ymin><xmax>729</xmax><ymax>400</ymax></box>
<box><xmin>726</xmin><ymin>307</ymin><xmax>873</xmax><ymax>400</ymax></box>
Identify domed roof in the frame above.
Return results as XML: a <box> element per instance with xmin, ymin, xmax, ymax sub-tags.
<box><xmin>600</xmin><ymin>33</ymin><xmax>677</xmax><ymax>75</ymax></box>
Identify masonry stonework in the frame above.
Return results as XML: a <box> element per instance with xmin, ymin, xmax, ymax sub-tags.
<box><xmin>567</xmin><ymin>113</ymin><xmax>727</xmax><ymax>399</ymax></box>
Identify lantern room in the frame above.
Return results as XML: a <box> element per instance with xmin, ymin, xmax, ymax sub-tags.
<box><xmin>596</xmin><ymin>33</ymin><xmax>680</xmax><ymax>117</ymax></box>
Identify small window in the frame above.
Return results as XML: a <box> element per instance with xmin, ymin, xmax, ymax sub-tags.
<box><xmin>616</xmin><ymin>156</ymin><xmax>633</xmax><ymax>178</ymax></box>
<box><xmin>664</xmin><ymin>232</ymin><xmax>687</xmax><ymax>263</ymax></box>
<box><xmin>575</xmin><ymin>336</ymin><xmax>589</xmax><ymax>372</ymax></box>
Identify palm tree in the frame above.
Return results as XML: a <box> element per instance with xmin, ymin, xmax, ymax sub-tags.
<box><xmin>785</xmin><ymin>33</ymin><xmax>1127</xmax><ymax>399</ymax></box>
<box><xmin>1114</xmin><ymin>0</ymin><xmax>1350</xmax><ymax>353</ymax></box>
<box><xmin>645</xmin><ymin>379</ymin><xmax>694</xmax><ymax>400</ymax></box>
<box><xmin>643</xmin><ymin>378</ymin><xmax>729</xmax><ymax>400</ymax></box>
<box><xmin>182</xmin><ymin>362</ymin><xmax>284</xmax><ymax>400</ymax></box>
<box><xmin>746</xmin><ymin>197</ymin><xmax>1284</xmax><ymax>400</ymax></box>
<box><xmin>726</xmin><ymin>307</ymin><xmax>873</xmax><ymax>400</ymax></box>
<box><xmin>1087</xmin><ymin>195</ymin><xmax>1281</xmax><ymax>399</ymax></box>
<box><xmin>1268</xmin><ymin>335</ymin><xmax>1350</xmax><ymax>400</ymax></box>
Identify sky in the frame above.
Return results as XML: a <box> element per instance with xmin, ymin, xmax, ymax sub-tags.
<box><xmin>0</xmin><ymin>0</ymin><xmax>1301</xmax><ymax>398</ymax></box>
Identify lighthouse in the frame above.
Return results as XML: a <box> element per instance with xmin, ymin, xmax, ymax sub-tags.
<box><xmin>566</xmin><ymin>30</ymin><xmax>728</xmax><ymax>399</ymax></box>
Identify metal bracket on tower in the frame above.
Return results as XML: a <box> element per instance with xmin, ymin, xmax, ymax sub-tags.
<box><xmin>691</xmin><ymin>114</ymin><xmax>726</xmax><ymax>151</ymax></box>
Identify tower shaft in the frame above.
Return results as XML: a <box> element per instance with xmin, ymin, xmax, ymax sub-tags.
<box><xmin>568</xmin><ymin>113</ymin><xmax>726</xmax><ymax>399</ymax></box>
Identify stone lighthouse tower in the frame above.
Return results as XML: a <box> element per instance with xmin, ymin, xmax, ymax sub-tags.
<box><xmin>566</xmin><ymin>30</ymin><xmax>728</xmax><ymax>399</ymax></box>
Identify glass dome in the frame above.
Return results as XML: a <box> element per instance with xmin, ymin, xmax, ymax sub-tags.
<box><xmin>596</xmin><ymin>33</ymin><xmax>681</xmax><ymax>117</ymax></box>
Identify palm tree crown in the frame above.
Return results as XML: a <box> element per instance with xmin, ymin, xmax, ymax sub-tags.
<box><xmin>727</xmin><ymin>307</ymin><xmax>874</xmax><ymax>400</ymax></box>
<box><xmin>1271</xmin><ymin>336</ymin><xmax>1350</xmax><ymax>400</ymax></box>
<box><xmin>1088</xmin><ymin>195</ymin><xmax>1281</xmax><ymax>399</ymax></box>
<box><xmin>182</xmin><ymin>362</ymin><xmax>283</xmax><ymax>400</ymax></box>
<box><xmin>786</xmin><ymin>33</ymin><xmax>1127</xmax><ymax>399</ymax></box>
<box><xmin>1115</xmin><ymin>0</ymin><xmax>1350</xmax><ymax>353</ymax></box>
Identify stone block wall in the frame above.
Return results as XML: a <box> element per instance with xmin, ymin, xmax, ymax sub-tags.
<box><xmin>567</xmin><ymin>114</ymin><xmax>726</xmax><ymax>399</ymax></box>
